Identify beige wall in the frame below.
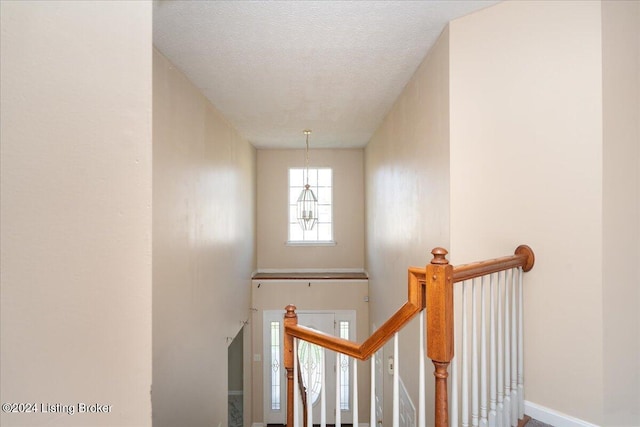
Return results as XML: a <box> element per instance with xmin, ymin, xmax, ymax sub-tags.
<box><xmin>257</xmin><ymin>149</ymin><xmax>364</xmax><ymax>270</ymax></box>
<box><xmin>449</xmin><ymin>0</ymin><xmax>604</xmax><ymax>424</ymax></box>
<box><xmin>0</xmin><ymin>2</ymin><xmax>152</xmax><ymax>426</ymax></box>
<box><xmin>250</xmin><ymin>279</ymin><xmax>370</xmax><ymax>422</ymax></box>
<box><xmin>365</xmin><ymin>27</ymin><xmax>450</xmax><ymax>420</ymax></box>
<box><xmin>602</xmin><ymin>1</ymin><xmax>640</xmax><ymax>423</ymax></box>
<box><xmin>153</xmin><ymin>50</ymin><xmax>256</xmax><ymax>427</ymax></box>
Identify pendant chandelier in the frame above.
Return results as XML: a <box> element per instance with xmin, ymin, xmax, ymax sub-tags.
<box><xmin>297</xmin><ymin>130</ymin><xmax>318</xmax><ymax>231</ymax></box>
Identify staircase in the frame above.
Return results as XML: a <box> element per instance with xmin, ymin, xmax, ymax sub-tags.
<box><xmin>284</xmin><ymin>245</ymin><xmax>535</xmax><ymax>427</ymax></box>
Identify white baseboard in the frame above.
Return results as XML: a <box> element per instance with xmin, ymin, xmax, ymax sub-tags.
<box><xmin>525</xmin><ymin>401</ymin><xmax>600</xmax><ymax>427</ymax></box>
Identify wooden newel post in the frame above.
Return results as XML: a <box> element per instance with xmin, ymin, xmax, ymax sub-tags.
<box><xmin>426</xmin><ymin>248</ymin><xmax>454</xmax><ymax>427</ymax></box>
<box><xmin>284</xmin><ymin>304</ymin><xmax>298</xmax><ymax>427</ymax></box>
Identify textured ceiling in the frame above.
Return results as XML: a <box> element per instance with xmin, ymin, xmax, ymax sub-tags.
<box><xmin>153</xmin><ymin>1</ymin><xmax>499</xmax><ymax>149</ymax></box>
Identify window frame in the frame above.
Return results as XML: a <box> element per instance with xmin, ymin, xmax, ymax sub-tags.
<box><xmin>287</xmin><ymin>167</ymin><xmax>335</xmax><ymax>245</ymax></box>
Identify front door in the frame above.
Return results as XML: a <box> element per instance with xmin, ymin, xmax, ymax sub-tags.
<box><xmin>262</xmin><ymin>310</ymin><xmax>356</xmax><ymax>425</ymax></box>
<box><xmin>297</xmin><ymin>312</ymin><xmax>336</xmax><ymax>424</ymax></box>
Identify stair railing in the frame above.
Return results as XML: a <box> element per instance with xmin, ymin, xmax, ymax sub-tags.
<box><xmin>295</xmin><ymin>357</ymin><xmax>308</xmax><ymax>427</ymax></box>
<box><xmin>283</xmin><ymin>245</ymin><xmax>535</xmax><ymax>427</ymax></box>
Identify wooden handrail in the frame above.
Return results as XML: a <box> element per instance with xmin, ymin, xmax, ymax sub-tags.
<box><xmin>283</xmin><ymin>245</ymin><xmax>535</xmax><ymax>427</ymax></box>
<box><xmin>283</xmin><ymin>247</ymin><xmax>534</xmax><ymax>360</ymax></box>
<box><xmin>452</xmin><ymin>245</ymin><xmax>535</xmax><ymax>283</ymax></box>
<box><xmin>284</xmin><ymin>266</ymin><xmax>426</xmax><ymax>361</ymax></box>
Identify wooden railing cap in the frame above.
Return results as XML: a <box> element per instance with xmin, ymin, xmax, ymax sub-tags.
<box><xmin>515</xmin><ymin>245</ymin><xmax>535</xmax><ymax>272</ymax></box>
<box><xmin>430</xmin><ymin>247</ymin><xmax>450</xmax><ymax>265</ymax></box>
<box><xmin>285</xmin><ymin>304</ymin><xmax>297</xmax><ymax>318</ymax></box>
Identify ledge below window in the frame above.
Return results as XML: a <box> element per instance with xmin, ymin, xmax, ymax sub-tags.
<box><xmin>285</xmin><ymin>240</ymin><xmax>337</xmax><ymax>247</ymax></box>
<box><xmin>252</xmin><ymin>271</ymin><xmax>368</xmax><ymax>280</ymax></box>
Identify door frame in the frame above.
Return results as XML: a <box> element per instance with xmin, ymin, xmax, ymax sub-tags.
<box><xmin>262</xmin><ymin>309</ymin><xmax>357</xmax><ymax>424</ymax></box>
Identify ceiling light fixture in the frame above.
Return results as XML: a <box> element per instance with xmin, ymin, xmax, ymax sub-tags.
<box><xmin>297</xmin><ymin>129</ymin><xmax>318</xmax><ymax>231</ymax></box>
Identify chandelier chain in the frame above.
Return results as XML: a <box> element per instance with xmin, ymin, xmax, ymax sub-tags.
<box><xmin>304</xmin><ymin>130</ymin><xmax>311</xmax><ymax>186</ymax></box>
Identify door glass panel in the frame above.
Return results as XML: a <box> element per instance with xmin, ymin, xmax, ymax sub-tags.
<box><xmin>270</xmin><ymin>321</ymin><xmax>281</xmax><ymax>410</ymax></box>
<box><xmin>339</xmin><ymin>321</ymin><xmax>350</xmax><ymax>410</ymax></box>
<box><xmin>298</xmin><ymin>340</ymin><xmax>323</xmax><ymax>405</ymax></box>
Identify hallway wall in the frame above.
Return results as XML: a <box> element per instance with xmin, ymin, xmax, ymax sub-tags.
<box><xmin>1</xmin><ymin>2</ymin><xmax>152</xmax><ymax>426</ymax></box>
<box><xmin>365</xmin><ymin>26</ymin><xmax>451</xmax><ymax>421</ymax></box>
<box><xmin>602</xmin><ymin>0</ymin><xmax>640</xmax><ymax>422</ymax></box>
<box><xmin>449</xmin><ymin>1</ymin><xmax>612</xmax><ymax>424</ymax></box>
<box><xmin>153</xmin><ymin>50</ymin><xmax>256</xmax><ymax>427</ymax></box>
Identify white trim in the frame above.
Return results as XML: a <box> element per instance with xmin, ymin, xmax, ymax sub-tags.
<box><xmin>286</xmin><ymin>240</ymin><xmax>337</xmax><ymax>247</ymax></box>
<box><xmin>263</xmin><ymin>312</ymin><xmax>285</xmax><ymax>424</ymax></box>
<box><xmin>243</xmin><ymin>323</ymin><xmax>252</xmax><ymax>427</ymax></box>
<box><xmin>228</xmin><ymin>390</ymin><xmax>243</xmax><ymax>396</ymax></box>
<box><xmin>525</xmin><ymin>401</ymin><xmax>600</xmax><ymax>427</ymax></box>
<box><xmin>251</xmin><ymin>423</ymin><xmax>264</xmax><ymax>427</ymax></box>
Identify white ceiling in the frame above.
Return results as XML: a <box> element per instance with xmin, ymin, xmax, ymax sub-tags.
<box><xmin>153</xmin><ymin>1</ymin><xmax>499</xmax><ymax>149</ymax></box>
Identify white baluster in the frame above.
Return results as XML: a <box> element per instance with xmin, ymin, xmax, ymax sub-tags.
<box><xmin>419</xmin><ymin>309</ymin><xmax>426</xmax><ymax>427</ymax></box>
<box><xmin>472</xmin><ymin>279</ymin><xmax>479</xmax><ymax>427</ymax></box>
<box><xmin>393</xmin><ymin>332</ymin><xmax>399</xmax><ymax>427</ymax></box>
<box><xmin>511</xmin><ymin>269</ymin><xmax>518</xmax><ymax>426</ymax></box>
<box><xmin>294</xmin><ymin>339</ymin><xmax>299</xmax><ymax>427</ymax></box>
<box><xmin>353</xmin><ymin>359</ymin><xmax>358</xmax><ymax>427</ymax></box>
<box><xmin>517</xmin><ymin>267</ymin><xmax>524</xmax><ymax>419</ymax></box>
<box><xmin>504</xmin><ymin>270</ymin><xmax>511</xmax><ymax>427</ymax></box>
<box><xmin>336</xmin><ymin>351</ymin><xmax>341</xmax><ymax>427</ymax></box>
<box><xmin>451</xmin><ymin>273</ymin><xmax>459</xmax><ymax>427</ymax></box>
<box><xmin>481</xmin><ymin>275</ymin><xmax>488</xmax><ymax>427</ymax></box>
<box><xmin>307</xmin><ymin>343</ymin><xmax>313</xmax><ymax>427</ymax></box>
<box><xmin>370</xmin><ymin>353</ymin><xmax>376</xmax><ymax>427</ymax></box>
<box><xmin>497</xmin><ymin>272</ymin><xmax>504</xmax><ymax>427</ymax></box>
<box><xmin>462</xmin><ymin>281</ymin><xmax>469</xmax><ymax>427</ymax></box>
<box><xmin>321</xmin><ymin>347</ymin><xmax>326</xmax><ymax>427</ymax></box>
<box><xmin>489</xmin><ymin>273</ymin><xmax>497</xmax><ymax>427</ymax></box>
<box><xmin>451</xmin><ymin>350</ymin><xmax>459</xmax><ymax>427</ymax></box>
